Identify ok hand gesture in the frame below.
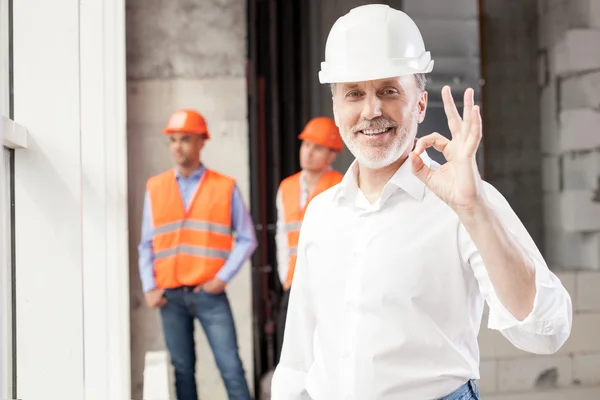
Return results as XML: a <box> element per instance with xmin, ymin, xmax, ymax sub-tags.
<box><xmin>409</xmin><ymin>86</ymin><xmax>484</xmax><ymax>214</ymax></box>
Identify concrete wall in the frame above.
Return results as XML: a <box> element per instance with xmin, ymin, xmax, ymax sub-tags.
<box><xmin>474</xmin><ymin>1</ymin><xmax>600</xmax><ymax>398</ymax></box>
<box><xmin>125</xmin><ymin>1</ymin><xmax>254</xmax><ymax>399</ymax></box>
<box><xmin>480</xmin><ymin>0</ymin><xmax>544</xmax><ymax>249</ymax></box>
<box><xmin>539</xmin><ymin>0</ymin><xmax>600</xmax><ymax>271</ymax></box>
<box><xmin>477</xmin><ymin>270</ymin><xmax>600</xmax><ymax>399</ymax></box>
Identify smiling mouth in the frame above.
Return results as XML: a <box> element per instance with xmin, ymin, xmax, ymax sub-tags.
<box><xmin>359</xmin><ymin>127</ymin><xmax>393</xmax><ymax>136</ymax></box>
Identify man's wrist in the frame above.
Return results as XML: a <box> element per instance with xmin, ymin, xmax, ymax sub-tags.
<box><xmin>143</xmin><ymin>284</ymin><xmax>157</xmax><ymax>293</ymax></box>
<box><xmin>455</xmin><ymin>196</ymin><xmax>493</xmax><ymax>231</ymax></box>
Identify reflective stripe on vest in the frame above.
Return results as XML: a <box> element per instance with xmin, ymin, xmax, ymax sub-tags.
<box><xmin>147</xmin><ymin>168</ymin><xmax>235</xmax><ymax>288</ymax></box>
<box><xmin>280</xmin><ymin>169</ymin><xmax>343</xmax><ymax>286</ymax></box>
<box><xmin>283</xmin><ymin>221</ymin><xmax>302</xmax><ymax>258</ymax></box>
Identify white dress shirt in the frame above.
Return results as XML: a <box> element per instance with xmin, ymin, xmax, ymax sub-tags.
<box><xmin>276</xmin><ymin>171</ymin><xmax>309</xmax><ymax>284</ymax></box>
<box><xmin>271</xmin><ymin>152</ymin><xmax>572</xmax><ymax>400</ymax></box>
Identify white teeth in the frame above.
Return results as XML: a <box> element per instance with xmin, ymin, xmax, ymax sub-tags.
<box><xmin>362</xmin><ymin>128</ymin><xmax>390</xmax><ymax>135</ymax></box>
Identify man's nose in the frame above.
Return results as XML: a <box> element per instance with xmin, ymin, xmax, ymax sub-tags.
<box><xmin>361</xmin><ymin>93</ymin><xmax>382</xmax><ymax>120</ymax></box>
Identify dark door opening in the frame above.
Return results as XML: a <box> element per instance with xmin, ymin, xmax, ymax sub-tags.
<box><xmin>246</xmin><ymin>0</ymin><xmax>316</xmax><ymax>389</ymax></box>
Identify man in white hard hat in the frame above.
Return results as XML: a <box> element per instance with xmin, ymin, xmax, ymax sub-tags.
<box><xmin>272</xmin><ymin>4</ymin><xmax>572</xmax><ymax>400</ymax></box>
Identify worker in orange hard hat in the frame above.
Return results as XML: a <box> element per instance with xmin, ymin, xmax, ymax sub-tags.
<box><xmin>275</xmin><ymin>116</ymin><xmax>344</xmax><ymax>358</ymax></box>
<box><xmin>163</xmin><ymin>108</ymin><xmax>211</xmax><ymax>138</ymax></box>
<box><xmin>138</xmin><ymin>109</ymin><xmax>256</xmax><ymax>400</ymax></box>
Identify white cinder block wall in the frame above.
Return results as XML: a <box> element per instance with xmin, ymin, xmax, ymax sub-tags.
<box><xmin>125</xmin><ymin>1</ymin><xmax>253</xmax><ymax>399</ymax></box>
<box><xmin>474</xmin><ymin>1</ymin><xmax>600</xmax><ymax>399</ymax></box>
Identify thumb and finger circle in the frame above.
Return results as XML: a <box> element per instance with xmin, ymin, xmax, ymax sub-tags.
<box><xmin>415</xmin><ymin>132</ymin><xmax>450</xmax><ymax>154</ymax></box>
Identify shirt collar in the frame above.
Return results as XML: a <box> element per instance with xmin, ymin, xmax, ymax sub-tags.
<box><xmin>334</xmin><ymin>152</ymin><xmax>431</xmax><ymax>203</ymax></box>
<box><xmin>175</xmin><ymin>164</ymin><xmax>205</xmax><ymax>180</ymax></box>
<box><xmin>299</xmin><ymin>166</ymin><xmax>333</xmax><ymax>184</ymax></box>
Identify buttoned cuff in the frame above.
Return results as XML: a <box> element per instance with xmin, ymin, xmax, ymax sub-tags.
<box><xmin>140</xmin><ymin>270</ymin><xmax>158</xmax><ymax>293</ymax></box>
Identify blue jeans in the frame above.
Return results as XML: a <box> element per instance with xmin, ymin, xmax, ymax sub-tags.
<box><xmin>160</xmin><ymin>287</ymin><xmax>251</xmax><ymax>400</ymax></box>
<box><xmin>439</xmin><ymin>380</ymin><xmax>480</xmax><ymax>400</ymax></box>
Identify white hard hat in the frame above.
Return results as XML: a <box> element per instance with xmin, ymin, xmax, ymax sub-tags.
<box><xmin>318</xmin><ymin>4</ymin><xmax>434</xmax><ymax>84</ymax></box>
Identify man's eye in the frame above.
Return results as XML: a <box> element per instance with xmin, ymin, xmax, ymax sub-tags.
<box><xmin>346</xmin><ymin>91</ymin><xmax>360</xmax><ymax>97</ymax></box>
<box><xmin>383</xmin><ymin>89</ymin><xmax>397</xmax><ymax>95</ymax></box>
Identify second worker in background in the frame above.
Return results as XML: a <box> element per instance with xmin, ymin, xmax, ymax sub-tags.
<box><xmin>275</xmin><ymin>116</ymin><xmax>344</xmax><ymax>357</ymax></box>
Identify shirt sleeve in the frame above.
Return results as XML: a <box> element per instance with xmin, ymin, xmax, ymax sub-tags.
<box><xmin>138</xmin><ymin>191</ymin><xmax>157</xmax><ymax>293</ymax></box>
<box><xmin>216</xmin><ymin>185</ymin><xmax>258</xmax><ymax>283</ymax></box>
<box><xmin>460</xmin><ymin>182</ymin><xmax>573</xmax><ymax>354</ymax></box>
<box><xmin>271</xmin><ymin>203</ymin><xmax>317</xmax><ymax>399</ymax></box>
<box><xmin>275</xmin><ymin>188</ymin><xmax>290</xmax><ymax>285</ymax></box>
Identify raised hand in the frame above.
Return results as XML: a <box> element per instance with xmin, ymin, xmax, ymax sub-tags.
<box><xmin>409</xmin><ymin>86</ymin><xmax>484</xmax><ymax>214</ymax></box>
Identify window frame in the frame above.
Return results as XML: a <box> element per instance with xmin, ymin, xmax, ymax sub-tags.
<box><xmin>0</xmin><ymin>146</ymin><xmax>13</xmax><ymax>399</ymax></box>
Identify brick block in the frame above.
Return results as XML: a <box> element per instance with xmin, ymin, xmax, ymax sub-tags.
<box><xmin>559</xmin><ymin>313</ymin><xmax>600</xmax><ymax>355</ymax></box>
<box><xmin>560</xmin><ymin>190</ymin><xmax>600</xmax><ymax>232</ymax></box>
<box><xmin>543</xmin><ymin>193</ymin><xmax>562</xmax><ymax>229</ymax></box>
<box><xmin>479</xmin><ymin>360</ymin><xmax>498</xmax><ymax>394</ymax></box>
<box><xmin>568</xmin><ymin>0</ymin><xmax>600</xmax><ymax>29</ymax></box>
<box><xmin>480</xmin><ymin>313</ymin><xmax>600</xmax><ymax>359</ymax></box>
<box><xmin>540</xmin><ymin>0</ymin><xmax>600</xmax><ymax>48</ymax></box>
<box><xmin>540</xmin><ymin>83</ymin><xmax>560</xmax><ymax>155</ymax></box>
<box><xmin>479</xmin><ymin>326</ymin><xmax>531</xmax><ymax>360</ymax></box>
<box><xmin>142</xmin><ymin>351</ymin><xmax>171</xmax><ymax>400</ymax></box>
<box><xmin>559</xmin><ymin>109</ymin><xmax>600</xmax><ymax>152</ymax></box>
<box><xmin>485</xmin><ymin>386</ymin><xmax>600</xmax><ymax>400</ymax></box>
<box><xmin>577</xmin><ymin>271</ymin><xmax>600</xmax><ymax>310</ymax></box>
<box><xmin>580</xmin><ymin>233</ymin><xmax>600</xmax><ymax>271</ymax></box>
<box><xmin>542</xmin><ymin>156</ymin><xmax>560</xmax><ymax>192</ymax></box>
<box><xmin>544</xmin><ymin>230</ymin><xmax>600</xmax><ymax>270</ymax></box>
<box><xmin>561</xmin><ymin>70</ymin><xmax>600</xmax><ymax>110</ymax></box>
<box><xmin>543</xmin><ymin>229</ymin><xmax>563</xmax><ymax>268</ymax></box>
<box><xmin>573</xmin><ymin>352</ymin><xmax>600</xmax><ymax>385</ymax></box>
<box><xmin>538</xmin><ymin>1</ymin><xmax>570</xmax><ymax>49</ymax></box>
<box><xmin>553</xmin><ymin>30</ymin><xmax>600</xmax><ymax>77</ymax></box>
<box><xmin>539</xmin><ymin>0</ymin><xmax>600</xmax><ymax>48</ymax></box>
<box><xmin>544</xmin><ymin>229</ymin><xmax>588</xmax><ymax>269</ymax></box>
<box><xmin>497</xmin><ymin>355</ymin><xmax>572</xmax><ymax>392</ymax></box>
<box><xmin>555</xmin><ymin>271</ymin><xmax>577</xmax><ymax>300</ymax></box>
<box><xmin>561</xmin><ymin>151</ymin><xmax>600</xmax><ymax>190</ymax></box>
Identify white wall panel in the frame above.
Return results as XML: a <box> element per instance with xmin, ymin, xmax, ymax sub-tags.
<box><xmin>13</xmin><ymin>0</ymin><xmax>129</xmax><ymax>398</ymax></box>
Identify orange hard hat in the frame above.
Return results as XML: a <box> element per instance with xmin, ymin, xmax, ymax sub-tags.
<box><xmin>163</xmin><ymin>109</ymin><xmax>210</xmax><ymax>139</ymax></box>
<box><xmin>298</xmin><ymin>116</ymin><xmax>344</xmax><ymax>152</ymax></box>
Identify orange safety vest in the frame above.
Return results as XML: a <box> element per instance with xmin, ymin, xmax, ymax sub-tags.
<box><xmin>280</xmin><ymin>170</ymin><xmax>343</xmax><ymax>286</ymax></box>
<box><xmin>147</xmin><ymin>168</ymin><xmax>235</xmax><ymax>288</ymax></box>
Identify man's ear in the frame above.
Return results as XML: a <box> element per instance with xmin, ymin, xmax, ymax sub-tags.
<box><xmin>418</xmin><ymin>91</ymin><xmax>428</xmax><ymax>124</ymax></box>
<box><xmin>197</xmin><ymin>135</ymin><xmax>207</xmax><ymax>151</ymax></box>
<box><xmin>328</xmin><ymin>151</ymin><xmax>337</xmax><ymax>165</ymax></box>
